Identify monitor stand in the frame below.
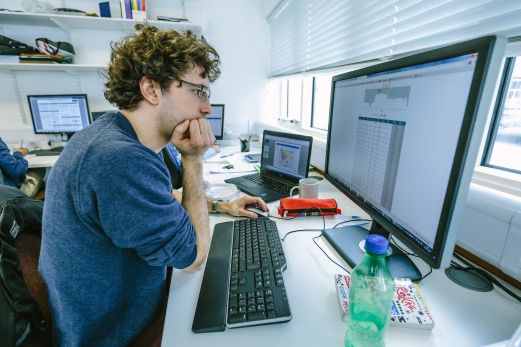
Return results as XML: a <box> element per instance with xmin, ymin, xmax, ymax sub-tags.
<box><xmin>322</xmin><ymin>222</ymin><xmax>422</xmax><ymax>281</ymax></box>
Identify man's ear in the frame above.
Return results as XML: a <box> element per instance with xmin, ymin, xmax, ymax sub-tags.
<box><xmin>139</xmin><ymin>76</ymin><xmax>161</xmax><ymax>105</ymax></box>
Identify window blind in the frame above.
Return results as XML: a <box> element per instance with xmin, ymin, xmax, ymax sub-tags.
<box><xmin>269</xmin><ymin>0</ymin><xmax>521</xmax><ymax>76</ymax></box>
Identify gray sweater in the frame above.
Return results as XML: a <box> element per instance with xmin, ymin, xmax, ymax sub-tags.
<box><xmin>39</xmin><ymin>112</ymin><xmax>196</xmax><ymax>346</ymax></box>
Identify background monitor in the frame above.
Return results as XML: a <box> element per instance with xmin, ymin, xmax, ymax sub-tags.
<box><xmin>208</xmin><ymin>104</ymin><xmax>225</xmax><ymax>140</ymax></box>
<box><xmin>28</xmin><ymin>94</ymin><xmax>91</xmax><ymax>134</ymax></box>
<box><xmin>324</xmin><ymin>36</ymin><xmax>506</xmax><ymax>278</ymax></box>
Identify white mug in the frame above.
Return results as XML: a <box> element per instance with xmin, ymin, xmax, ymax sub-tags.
<box><xmin>290</xmin><ymin>178</ymin><xmax>319</xmax><ymax>199</ymax></box>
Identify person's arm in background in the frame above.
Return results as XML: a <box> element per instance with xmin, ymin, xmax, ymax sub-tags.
<box><xmin>0</xmin><ymin>139</ymin><xmax>29</xmax><ymax>179</ymax></box>
<box><xmin>171</xmin><ymin>119</ymin><xmax>214</xmax><ymax>273</ymax></box>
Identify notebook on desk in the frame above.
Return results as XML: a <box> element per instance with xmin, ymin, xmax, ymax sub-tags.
<box><xmin>225</xmin><ymin>130</ymin><xmax>313</xmax><ymax>203</ymax></box>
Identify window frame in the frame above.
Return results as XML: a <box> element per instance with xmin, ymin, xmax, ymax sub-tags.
<box><xmin>310</xmin><ymin>77</ymin><xmax>317</xmax><ymax>129</ymax></box>
<box><xmin>481</xmin><ymin>56</ymin><xmax>519</xmax><ymax>174</ymax></box>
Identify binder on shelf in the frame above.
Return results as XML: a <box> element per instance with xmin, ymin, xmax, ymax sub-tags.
<box><xmin>131</xmin><ymin>0</ymin><xmax>146</xmax><ymax>20</ymax></box>
<box><xmin>120</xmin><ymin>0</ymin><xmax>132</xmax><ymax>19</ymax></box>
<box><xmin>99</xmin><ymin>2</ymin><xmax>111</xmax><ymax>18</ymax></box>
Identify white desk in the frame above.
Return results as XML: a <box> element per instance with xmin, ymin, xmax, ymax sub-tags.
<box><xmin>163</xmin><ymin>151</ymin><xmax>521</xmax><ymax>347</ymax></box>
<box><xmin>26</xmin><ymin>155</ymin><xmax>59</xmax><ymax>168</ymax></box>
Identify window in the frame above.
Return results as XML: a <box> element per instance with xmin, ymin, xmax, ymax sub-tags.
<box><xmin>311</xmin><ymin>74</ymin><xmax>335</xmax><ymax>130</ymax></box>
<box><xmin>266</xmin><ymin>79</ymin><xmax>287</xmax><ymax>119</ymax></box>
<box><xmin>267</xmin><ymin>72</ymin><xmax>345</xmax><ymax>132</ymax></box>
<box><xmin>287</xmin><ymin>78</ymin><xmax>303</xmax><ymax>120</ymax></box>
<box><xmin>268</xmin><ymin>76</ymin><xmax>313</xmax><ymax>125</ymax></box>
<box><xmin>483</xmin><ymin>57</ymin><xmax>521</xmax><ymax>174</ymax></box>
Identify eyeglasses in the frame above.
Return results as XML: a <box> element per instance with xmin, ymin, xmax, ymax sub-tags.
<box><xmin>177</xmin><ymin>79</ymin><xmax>211</xmax><ymax>102</ymax></box>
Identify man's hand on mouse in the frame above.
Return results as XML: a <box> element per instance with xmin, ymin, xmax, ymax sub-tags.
<box><xmin>218</xmin><ymin>196</ymin><xmax>268</xmax><ymax>219</ymax></box>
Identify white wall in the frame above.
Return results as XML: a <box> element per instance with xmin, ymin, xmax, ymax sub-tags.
<box><xmin>0</xmin><ymin>0</ymin><xmax>271</xmax><ymax>146</ymax></box>
<box><xmin>184</xmin><ymin>0</ymin><xmax>271</xmax><ymax>138</ymax></box>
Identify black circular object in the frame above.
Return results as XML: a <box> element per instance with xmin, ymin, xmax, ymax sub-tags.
<box><xmin>445</xmin><ymin>266</ymin><xmax>493</xmax><ymax>292</ymax></box>
<box><xmin>308</xmin><ymin>175</ymin><xmax>323</xmax><ymax>181</ymax></box>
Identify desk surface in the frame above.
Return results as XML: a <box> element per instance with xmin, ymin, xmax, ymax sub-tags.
<box><xmin>163</xmin><ymin>148</ymin><xmax>521</xmax><ymax>346</ymax></box>
<box><xmin>26</xmin><ymin>154</ymin><xmax>59</xmax><ymax>168</ymax></box>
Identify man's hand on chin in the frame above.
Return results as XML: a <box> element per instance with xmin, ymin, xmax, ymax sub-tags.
<box><xmin>170</xmin><ymin>118</ymin><xmax>215</xmax><ymax>158</ymax></box>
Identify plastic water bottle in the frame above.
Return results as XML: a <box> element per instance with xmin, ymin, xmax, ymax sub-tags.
<box><xmin>344</xmin><ymin>234</ymin><xmax>395</xmax><ymax>347</ymax></box>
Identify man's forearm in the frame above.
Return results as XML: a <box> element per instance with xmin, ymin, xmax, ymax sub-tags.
<box><xmin>181</xmin><ymin>157</ymin><xmax>210</xmax><ymax>271</ymax></box>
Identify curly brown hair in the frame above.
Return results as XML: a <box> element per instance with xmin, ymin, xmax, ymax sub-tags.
<box><xmin>103</xmin><ymin>24</ymin><xmax>221</xmax><ymax>110</ymax></box>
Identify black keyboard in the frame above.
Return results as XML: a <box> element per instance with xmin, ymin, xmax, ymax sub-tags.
<box><xmin>242</xmin><ymin>173</ymin><xmax>295</xmax><ymax>194</ymax></box>
<box><xmin>29</xmin><ymin>147</ymin><xmax>64</xmax><ymax>156</ymax></box>
<box><xmin>192</xmin><ymin>218</ymin><xmax>291</xmax><ymax>333</ymax></box>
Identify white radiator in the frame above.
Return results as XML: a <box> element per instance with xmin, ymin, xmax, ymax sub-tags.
<box><xmin>458</xmin><ymin>183</ymin><xmax>521</xmax><ymax>281</ymax></box>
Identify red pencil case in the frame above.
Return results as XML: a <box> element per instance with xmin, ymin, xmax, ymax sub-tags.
<box><xmin>278</xmin><ymin>198</ymin><xmax>341</xmax><ymax>217</ymax></box>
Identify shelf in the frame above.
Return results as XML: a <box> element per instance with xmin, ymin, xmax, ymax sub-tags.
<box><xmin>0</xmin><ymin>63</ymin><xmax>105</xmax><ymax>72</ymax></box>
<box><xmin>0</xmin><ymin>11</ymin><xmax>201</xmax><ymax>34</ymax></box>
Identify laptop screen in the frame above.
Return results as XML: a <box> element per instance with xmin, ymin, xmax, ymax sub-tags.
<box><xmin>261</xmin><ymin>131</ymin><xmax>312</xmax><ymax>180</ymax></box>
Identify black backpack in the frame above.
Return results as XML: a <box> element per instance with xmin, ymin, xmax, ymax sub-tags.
<box><xmin>0</xmin><ymin>185</ymin><xmax>47</xmax><ymax>347</ymax></box>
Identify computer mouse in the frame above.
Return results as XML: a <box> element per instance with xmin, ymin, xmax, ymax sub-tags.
<box><xmin>245</xmin><ymin>206</ymin><xmax>269</xmax><ymax>218</ymax></box>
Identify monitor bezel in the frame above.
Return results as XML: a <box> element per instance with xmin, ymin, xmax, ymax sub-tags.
<box><xmin>27</xmin><ymin>94</ymin><xmax>91</xmax><ymax>135</ymax></box>
<box><xmin>210</xmin><ymin>103</ymin><xmax>225</xmax><ymax>140</ymax></box>
<box><xmin>324</xmin><ymin>36</ymin><xmax>498</xmax><ymax>269</ymax></box>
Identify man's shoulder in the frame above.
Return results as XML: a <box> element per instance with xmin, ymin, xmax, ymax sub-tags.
<box><xmin>78</xmin><ymin>117</ymin><xmax>154</xmax><ymax>165</ymax></box>
<box><xmin>87</xmin><ymin>135</ymin><xmax>159</xmax><ymax>168</ymax></box>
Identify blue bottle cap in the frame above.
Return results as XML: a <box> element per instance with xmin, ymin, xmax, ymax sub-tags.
<box><xmin>365</xmin><ymin>234</ymin><xmax>389</xmax><ymax>254</ymax></box>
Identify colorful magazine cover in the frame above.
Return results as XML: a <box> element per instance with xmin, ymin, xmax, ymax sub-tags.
<box><xmin>335</xmin><ymin>274</ymin><xmax>435</xmax><ymax>329</ymax></box>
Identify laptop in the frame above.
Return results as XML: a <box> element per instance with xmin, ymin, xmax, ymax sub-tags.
<box><xmin>225</xmin><ymin>130</ymin><xmax>313</xmax><ymax>203</ymax></box>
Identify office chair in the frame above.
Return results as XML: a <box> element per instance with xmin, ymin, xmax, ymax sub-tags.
<box><xmin>16</xmin><ymin>232</ymin><xmax>52</xmax><ymax>347</ymax></box>
<box><xmin>161</xmin><ymin>145</ymin><xmax>182</xmax><ymax>190</ymax></box>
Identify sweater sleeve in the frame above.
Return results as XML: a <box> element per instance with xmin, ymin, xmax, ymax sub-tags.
<box><xmin>80</xmin><ymin>145</ymin><xmax>197</xmax><ymax>269</ymax></box>
<box><xmin>0</xmin><ymin>141</ymin><xmax>28</xmax><ymax>179</ymax></box>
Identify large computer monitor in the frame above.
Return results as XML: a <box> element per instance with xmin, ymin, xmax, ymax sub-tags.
<box><xmin>208</xmin><ymin>104</ymin><xmax>225</xmax><ymax>140</ymax></box>
<box><xmin>27</xmin><ymin>94</ymin><xmax>91</xmax><ymax>135</ymax></box>
<box><xmin>324</xmin><ymin>36</ymin><xmax>506</xmax><ymax>279</ymax></box>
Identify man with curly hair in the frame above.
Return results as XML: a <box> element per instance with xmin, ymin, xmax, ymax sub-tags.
<box><xmin>39</xmin><ymin>25</ymin><xmax>267</xmax><ymax>346</ymax></box>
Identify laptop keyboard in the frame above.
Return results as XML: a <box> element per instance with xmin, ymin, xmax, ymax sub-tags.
<box><xmin>192</xmin><ymin>218</ymin><xmax>291</xmax><ymax>333</ymax></box>
<box><xmin>29</xmin><ymin>147</ymin><xmax>64</xmax><ymax>156</ymax></box>
<box><xmin>242</xmin><ymin>173</ymin><xmax>296</xmax><ymax>194</ymax></box>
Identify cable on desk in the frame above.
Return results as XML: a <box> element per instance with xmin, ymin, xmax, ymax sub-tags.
<box><xmin>312</xmin><ymin>234</ymin><xmax>350</xmax><ymax>274</ymax></box>
<box><xmin>279</xmin><ymin>212</ymin><xmax>377</xmax><ymax>273</ymax></box>
<box><xmin>275</xmin><ymin>207</ymin><xmax>327</xmax><ymax>241</ymax></box>
<box><xmin>388</xmin><ymin>235</ymin><xmax>433</xmax><ymax>283</ymax></box>
<box><xmin>281</xmin><ymin>229</ymin><xmax>322</xmax><ymax>242</ymax></box>
<box><xmin>268</xmin><ymin>214</ymin><xmax>298</xmax><ymax>221</ymax></box>
<box><xmin>332</xmin><ymin>219</ymin><xmax>372</xmax><ymax>229</ymax></box>
<box><xmin>451</xmin><ymin>253</ymin><xmax>521</xmax><ymax>302</ymax></box>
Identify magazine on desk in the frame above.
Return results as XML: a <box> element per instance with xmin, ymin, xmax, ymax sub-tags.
<box><xmin>335</xmin><ymin>274</ymin><xmax>435</xmax><ymax>329</ymax></box>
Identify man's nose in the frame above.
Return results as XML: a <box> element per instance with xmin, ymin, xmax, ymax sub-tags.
<box><xmin>202</xmin><ymin>103</ymin><xmax>213</xmax><ymax>116</ymax></box>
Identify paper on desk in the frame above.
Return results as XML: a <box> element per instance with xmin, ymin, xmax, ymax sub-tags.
<box><xmin>209</xmin><ymin>163</ymin><xmax>256</xmax><ymax>173</ymax></box>
<box><xmin>204</xmin><ymin>157</ymin><xmax>230</xmax><ymax>163</ymax></box>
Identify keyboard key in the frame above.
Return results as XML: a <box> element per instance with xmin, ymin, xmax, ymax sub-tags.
<box><xmin>248</xmin><ymin>311</ymin><xmax>266</xmax><ymax>321</ymax></box>
<box><xmin>229</xmin><ymin>314</ymin><xmax>247</xmax><ymax>324</ymax></box>
<box><xmin>247</xmin><ymin>262</ymin><xmax>260</xmax><ymax>270</ymax></box>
